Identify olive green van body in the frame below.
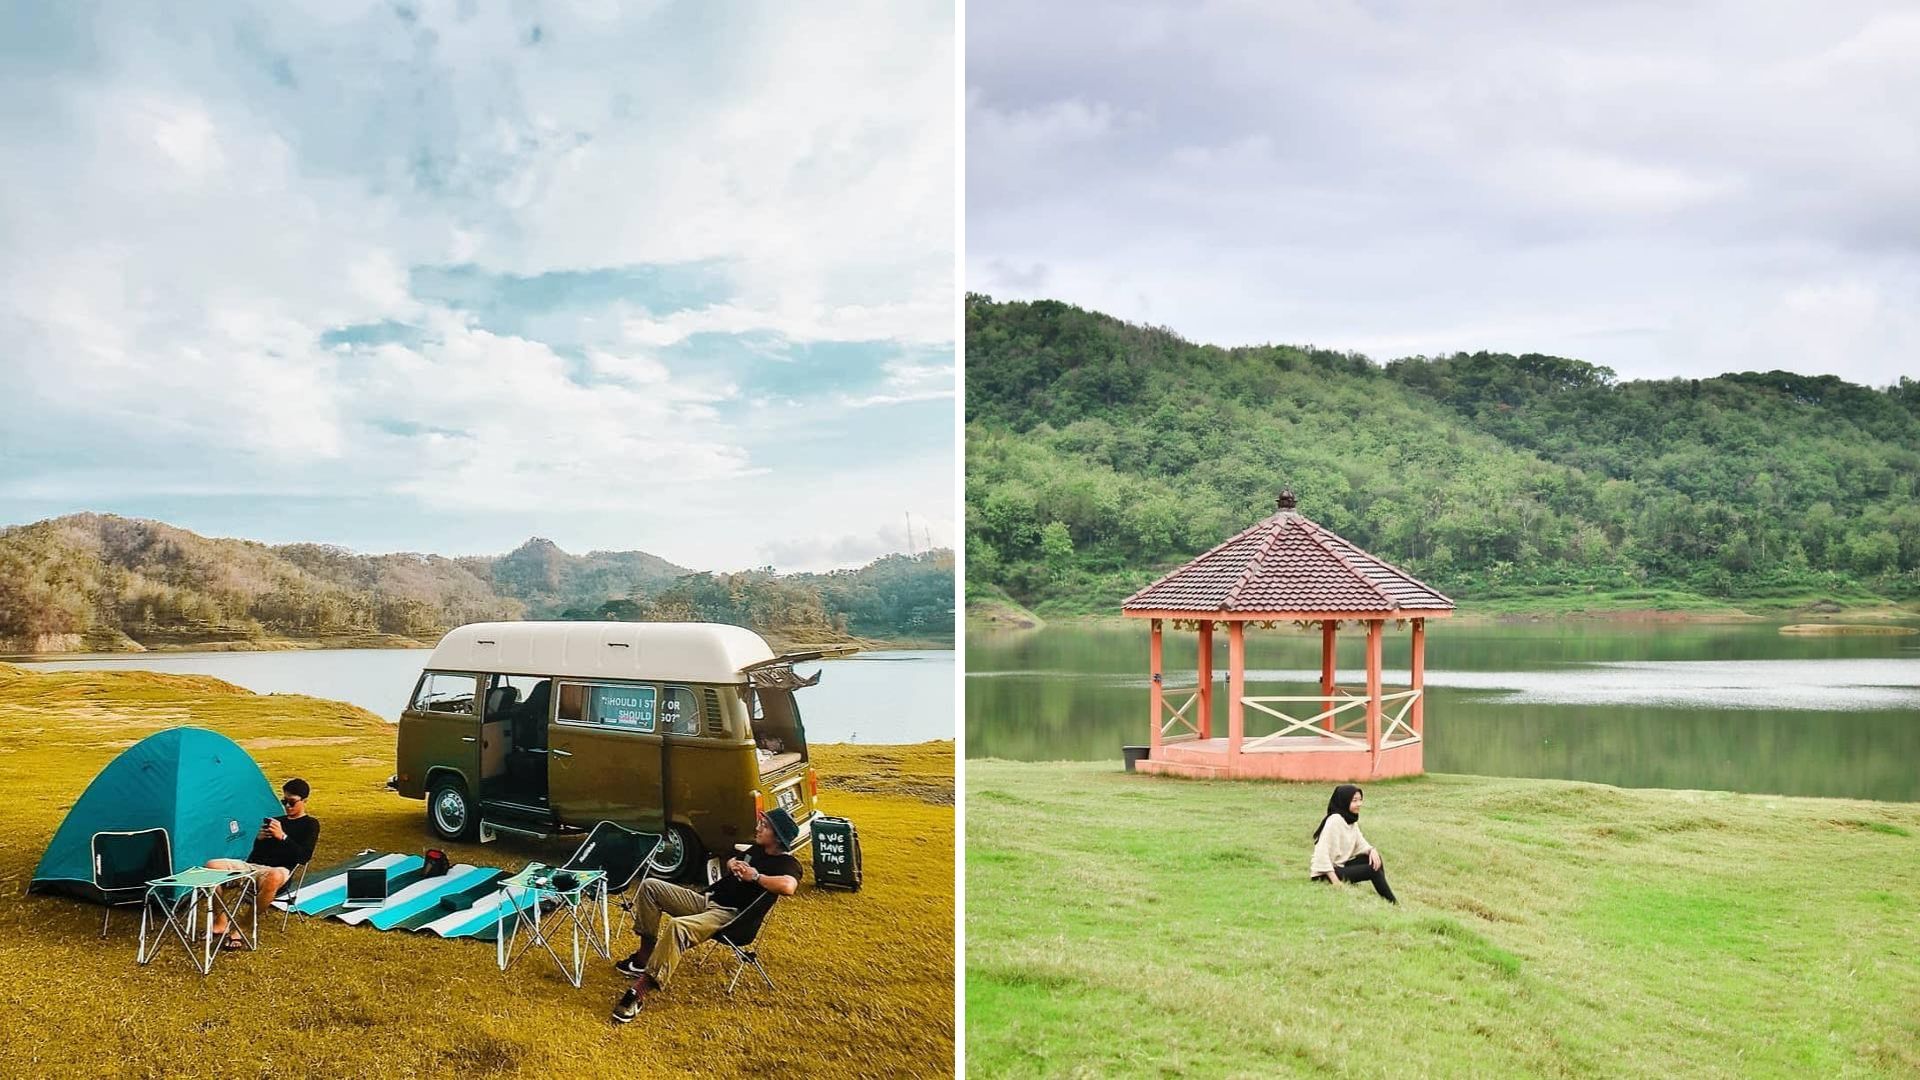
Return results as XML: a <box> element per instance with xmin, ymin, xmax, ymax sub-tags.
<box><xmin>391</xmin><ymin>623</ymin><xmax>817</xmax><ymax>878</ymax></box>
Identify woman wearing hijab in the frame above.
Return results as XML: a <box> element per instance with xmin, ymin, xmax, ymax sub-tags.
<box><xmin>1310</xmin><ymin>784</ymin><xmax>1397</xmax><ymax>903</ymax></box>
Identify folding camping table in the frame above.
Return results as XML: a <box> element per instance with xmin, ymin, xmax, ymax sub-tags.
<box><xmin>494</xmin><ymin>864</ymin><xmax>609</xmax><ymax>988</ymax></box>
<box><xmin>139</xmin><ymin>867</ymin><xmax>256</xmax><ymax>976</ymax></box>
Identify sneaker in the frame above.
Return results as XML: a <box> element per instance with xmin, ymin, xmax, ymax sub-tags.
<box><xmin>614</xmin><ymin>952</ymin><xmax>646</xmax><ymax>978</ymax></box>
<box><xmin>611</xmin><ymin>988</ymin><xmax>642</xmax><ymax>1024</ymax></box>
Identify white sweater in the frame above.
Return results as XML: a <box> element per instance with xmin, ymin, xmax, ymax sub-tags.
<box><xmin>1310</xmin><ymin>814</ymin><xmax>1373</xmax><ymax>876</ymax></box>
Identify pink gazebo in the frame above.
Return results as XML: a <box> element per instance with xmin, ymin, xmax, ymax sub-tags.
<box><xmin>1123</xmin><ymin>491</ymin><xmax>1455</xmax><ymax>782</ymax></box>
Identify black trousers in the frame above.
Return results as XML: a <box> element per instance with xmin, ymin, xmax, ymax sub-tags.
<box><xmin>1318</xmin><ymin>854</ymin><xmax>1397</xmax><ymax>903</ymax></box>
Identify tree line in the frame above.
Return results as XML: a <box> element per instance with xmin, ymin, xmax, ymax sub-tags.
<box><xmin>966</xmin><ymin>295</ymin><xmax>1920</xmax><ymax>615</ymax></box>
<box><xmin>0</xmin><ymin>513</ymin><xmax>953</xmax><ymax>649</ymax></box>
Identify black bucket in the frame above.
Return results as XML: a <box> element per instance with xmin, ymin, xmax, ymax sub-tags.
<box><xmin>1121</xmin><ymin>745</ymin><xmax>1150</xmax><ymax>772</ymax></box>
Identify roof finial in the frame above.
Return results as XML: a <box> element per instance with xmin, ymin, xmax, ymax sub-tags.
<box><xmin>1277</xmin><ymin>489</ymin><xmax>1297</xmax><ymax>511</ymax></box>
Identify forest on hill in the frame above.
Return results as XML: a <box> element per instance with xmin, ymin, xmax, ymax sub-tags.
<box><xmin>0</xmin><ymin>514</ymin><xmax>953</xmax><ymax>652</ymax></box>
<box><xmin>966</xmin><ymin>295</ymin><xmax>1920</xmax><ymax>617</ymax></box>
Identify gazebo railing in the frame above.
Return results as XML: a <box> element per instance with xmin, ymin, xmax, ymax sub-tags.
<box><xmin>1237</xmin><ymin>688</ymin><xmax>1423</xmax><ymax>752</ymax></box>
<box><xmin>1323</xmin><ymin>687</ymin><xmax>1369</xmax><ymax>737</ymax></box>
<box><xmin>1378</xmin><ymin>689</ymin><xmax>1422</xmax><ymax>749</ymax></box>
<box><xmin>1159</xmin><ymin>689</ymin><xmax>1202</xmax><ymax>742</ymax></box>
<box><xmin>1240</xmin><ymin>696</ymin><xmax>1369</xmax><ymax>751</ymax></box>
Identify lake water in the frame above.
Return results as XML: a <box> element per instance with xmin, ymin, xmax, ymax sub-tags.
<box><xmin>967</xmin><ymin>620</ymin><xmax>1920</xmax><ymax>802</ymax></box>
<box><xmin>15</xmin><ymin>648</ymin><xmax>955</xmax><ymax>745</ymax></box>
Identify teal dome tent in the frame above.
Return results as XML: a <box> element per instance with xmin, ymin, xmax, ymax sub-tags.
<box><xmin>30</xmin><ymin>727</ymin><xmax>284</xmax><ymax>902</ymax></box>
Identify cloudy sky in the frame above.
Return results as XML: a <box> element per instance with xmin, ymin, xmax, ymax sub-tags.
<box><xmin>970</xmin><ymin>1</ymin><xmax>1919</xmax><ymax>385</ymax></box>
<box><xmin>0</xmin><ymin>1</ymin><xmax>954</xmax><ymax>571</ymax></box>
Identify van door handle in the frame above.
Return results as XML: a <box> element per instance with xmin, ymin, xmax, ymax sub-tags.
<box><xmin>461</xmin><ymin>736</ymin><xmax>477</xmax><ymax>743</ymax></box>
<box><xmin>550</xmin><ymin>748</ymin><xmax>572</xmax><ymax>757</ymax></box>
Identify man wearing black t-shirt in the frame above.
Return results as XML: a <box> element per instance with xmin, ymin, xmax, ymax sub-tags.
<box><xmin>611</xmin><ymin>808</ymin><xmax>802</xmax><ymax>1023</ymax></box>
<box><xmin>207</xmin><ymin>778</ymin><xmax>321</xmax><ymax>948</ymax></box>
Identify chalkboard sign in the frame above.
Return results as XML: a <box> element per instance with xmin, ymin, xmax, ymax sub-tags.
<box><xmin>810</xmin><ymin>816</ymin><xmax>862</xmax><ymax>891</ymax></box>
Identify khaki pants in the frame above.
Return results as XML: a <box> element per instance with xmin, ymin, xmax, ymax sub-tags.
<box><xmin>203</xmin><ymin>859</ymin><xmax>290</xmax><ymax>932</ymax></box>
<box><xmin>632</xmin><ymin>879</ymin><xmax>737</xmax><ymax>990</ymax></box>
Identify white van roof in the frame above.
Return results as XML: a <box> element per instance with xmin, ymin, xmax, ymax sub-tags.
<box><xmin>425</xmin><ymin>622</ymin><xmax>776</xmax><ymax>684</ymax></box>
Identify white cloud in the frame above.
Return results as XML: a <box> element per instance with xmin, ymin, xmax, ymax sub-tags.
<box><xmin>842</xmin><ymin>355</ymin><xmax>957</xmax><ymax>408</ymax></box>
<box><xmin>758</xmin><ymin>513</ymin><xmax>954</xmax><ymax>571</ymax></box>
<box><xmin>0</xmin><ymin>2</ymin><xmax>955</xmax><ymax>571</ymax></box>
<box><xmin>622</xmin><ymin>296</ymin><xmax>953</xmax><ymax>348</ymax></box>
<box><xmin>142</xmin><ymin>100</ymin><xmax>224</xmax><ymax>177</ymax></box>
<box><xmin>968</xmin><ymin>0</ymin><xmax>1920</xmax><ymax>384</ymax></box>
<box><xmin>355</xmin><ymin>324</ymin><xmax>755</xmax><ymax>510</ymax></box>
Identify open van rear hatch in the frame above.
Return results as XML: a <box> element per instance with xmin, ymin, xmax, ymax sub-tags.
<box><xmin>745</xmin><ymin>651</ymin><xmax>840</xmax><ymax>794</ymax></box>
<box><xmin>742</xmin><ymin>646</ymin><xmax>854</xmax><ymax>686</ymax></box>
<box><xmin>744</xmin><ymin>659</ymin><xmax>822</xmax><ymax>691</ymax></box>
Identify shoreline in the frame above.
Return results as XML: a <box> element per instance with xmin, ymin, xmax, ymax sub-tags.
<box><xmin>962</xmin><ymin>755</ymin><xmax>1920</xmax><ymax>806</ymax></box>
<box><xmin>3</xmin><ymin>634</ymin><xmax>956</xmax><ymax>663</ymax></box>
<box><xmin>0</xmin><ymin>661</ymin><xmax>956</xmax><ymax>748</ymax></box>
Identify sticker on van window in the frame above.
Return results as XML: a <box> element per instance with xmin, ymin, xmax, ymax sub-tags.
<box><xmin>590</xmin><ymin>686</ymin><xmax>656</xmax><ymax>731</ymax></box>
<box><xmin>660</xmin><ymin>687</ymin><xmax>700</xmax><ymax>735</ymax></box>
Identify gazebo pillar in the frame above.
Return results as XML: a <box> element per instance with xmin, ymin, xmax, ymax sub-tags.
<box><xmin>1365</xmin><ymin>618</ymin><xmax>1383</xmax><ymax>764</ymax></box>
<box><xmin>1148</xmin><ymin>618</ymin><xmax>1164</xmax><ymax>753</ymax></box>
<box><xmin>1319</xmin><ymin>619</ymin><xmax>1337</xmax><ymax>732</ymax></box>
<box><xmin>1196</xmin><ymin>619</ymin><xmax>1214</xmax><ymax>740</ymax></box>
<box><xmin>1227</xmin><ymin>620</ymin><xmax>1245</xmax><ymax>766</ymax></box>
<box><xmin>1411</xmin><ymin>616</ymin><xmax>1426</xmax><ymax>736</ymax></box>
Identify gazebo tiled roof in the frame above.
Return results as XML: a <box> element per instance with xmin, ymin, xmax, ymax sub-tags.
<box><xmin>1123</xmin><ymin>497</ymin><xmax>1454</xmax><ymax>615</ymax></box>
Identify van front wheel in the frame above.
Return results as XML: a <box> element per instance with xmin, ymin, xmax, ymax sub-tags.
<box><xmin>647</xmin><ymin>824</ymin><xmax>705</xmax><ymax>883</ymax></box>
<box><xmin>428</xmin><ymin>777</ymin><xmax>478</xmax><ymax>842</ymax></box>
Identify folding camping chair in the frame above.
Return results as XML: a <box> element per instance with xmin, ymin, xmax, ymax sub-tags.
<box><xmin>277</xmin><ymin>862</ymin><xmax>310</xmax><ymax>931</ymax></box>
<box><xmin>558</xmin><ymin>821</ymin><xmax>662</xmax><ymax>957</ymax></box>
<box><xmin>563</xmin><ymin>821</ymin><xmax>661</xmax><ymax>895</ymax></box>
<box><xmin>90</xmin><ymin>828</ymin><xmax>172</xmax><ymax>939</ymax></box>
<box><xmin>696</xmin><ymin>890</ymin><xmax>780</xmax><ymax>995</ymax></box>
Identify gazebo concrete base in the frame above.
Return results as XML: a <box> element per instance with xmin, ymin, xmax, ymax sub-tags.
<box><xmin>1136</xmin><ymin>736</ymin><xmax>1423</xmax><ymax>782</ymax></box>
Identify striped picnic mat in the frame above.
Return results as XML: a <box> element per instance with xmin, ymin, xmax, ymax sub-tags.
<box><xmin>273</xmin><ymin>852</ymin><xmax>539</xmax><ymax>942</ymax></box>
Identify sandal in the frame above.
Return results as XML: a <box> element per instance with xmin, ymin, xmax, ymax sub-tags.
<box><xmin>220</xmin><ymin>933</ymin><xmax>248</xmax><ymax>951</ymax></box>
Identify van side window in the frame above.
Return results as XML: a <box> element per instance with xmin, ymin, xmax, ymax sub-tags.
<box><xmin>482</xmin><ymin>674</ymin><xmax>546</xmax><ymax>720</ymax></box>
<box><xmin>556</xmin><ymin>682</ymin><xmax>586</xmax><ymax>723</ymax></box>
<box><xmin>413</xmin><ymin>672</ymin><xmax>477</xmax><ymax>714</ymax></box>
<box><xmin>660</xmin><ymin>686</ymin><xmax>700</xmax><ymax>736</ymax></box>
<box><xmin>585</xmin><ymin>685</ymin><xmax>656</xmax><ymax>732</ymax></box>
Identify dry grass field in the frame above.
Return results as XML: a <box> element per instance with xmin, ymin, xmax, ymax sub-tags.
<box><xmin>0</xmin><ymin>663</ymin><xmax>954</xmax><ymax>1079</ymax></box>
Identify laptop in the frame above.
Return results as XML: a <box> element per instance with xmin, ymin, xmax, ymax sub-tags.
<box><xmin>344</xmin><ymin>867</ymin><xmax>390</xmax><ymax>908</ymax></box>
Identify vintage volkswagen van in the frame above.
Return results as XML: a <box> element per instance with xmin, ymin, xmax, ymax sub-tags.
<box><xmin>391</xmin><ymin>621</ymin><xmax>820</xmax><ymax>880</ymax></box>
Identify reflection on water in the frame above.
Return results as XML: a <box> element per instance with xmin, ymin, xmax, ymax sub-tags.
<box><xmin>1002</xmin><ymin>660</ymin><xmax>1920</xmax><ymax>711</ymax></box>
<box><xmin>967</xmin><ymin>621</ymin><xmax>1920</xmax><ymax>801</ymax></box>
<box><xmin>16</xmin><ymin>647</ymin><xmax>955</xmax><ymax>745</ymax></box>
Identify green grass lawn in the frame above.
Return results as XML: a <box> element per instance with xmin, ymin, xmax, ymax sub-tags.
<box><xmin>0</xmin><ymin>664</ymin><xmax>954</xmax><ymax>1078</ymax></box>
<box><xmin>966</xmin><ymin>761</ymin><xmax>1920</xmax><ymax>1078</ymax></box>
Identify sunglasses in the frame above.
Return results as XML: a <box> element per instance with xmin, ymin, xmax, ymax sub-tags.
<box><xmin>281</xmin><ymin>795</ymin><xmax>303</xmax><ymax>806</ymax></box>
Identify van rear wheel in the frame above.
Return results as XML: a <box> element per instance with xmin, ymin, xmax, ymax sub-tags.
<box><xmin>647</xmin><ymin>824</ymin><xmax>704</xmax><ymax>883</ymax></box>
<box><xmin>428</xmin><ymin>777</ymin><xmax>478</xmax><ymax>842</ymax></box>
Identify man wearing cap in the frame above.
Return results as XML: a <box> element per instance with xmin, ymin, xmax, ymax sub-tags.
<box><xmin>611</xmin><ymin>807</ymin><xmax>803</xmax><ymax>1022</ymax></box>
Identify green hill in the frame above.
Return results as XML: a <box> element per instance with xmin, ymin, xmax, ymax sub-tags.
<box><xmin>465</xmin><ymin>537</ymin><xmax>690</xmax><ymax>618</ymax></box>
<box><xmin>0</xmin><ymin>514</ymin><xmax>953</xmax><ymax>653</ymax></box>
<box><xmin>965</xmin><ymin>295</ymin><xmax>1920</xmax><ymax>617</ymax></box>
